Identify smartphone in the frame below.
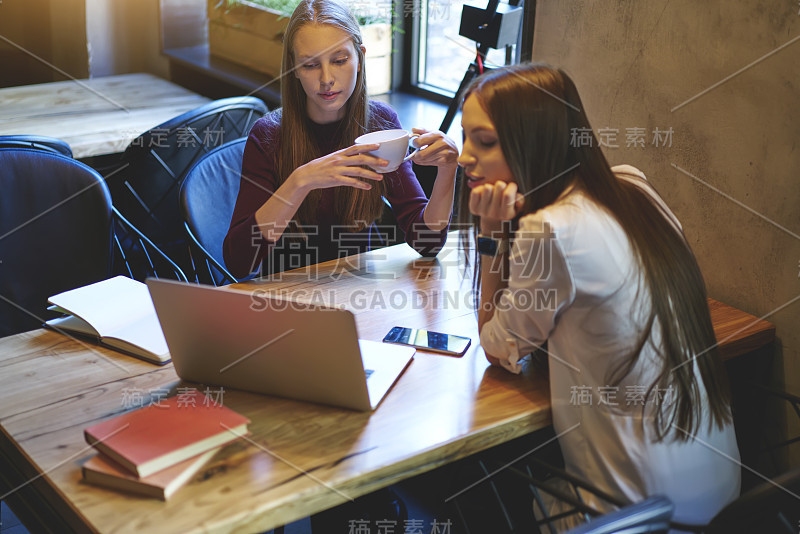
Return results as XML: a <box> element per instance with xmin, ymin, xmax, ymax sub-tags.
<box><xmin>382</xmin><ymin>326</ymin><xmax>471</xmax><ymax>357</ymax></box>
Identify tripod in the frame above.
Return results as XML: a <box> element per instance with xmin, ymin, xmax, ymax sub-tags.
<box><xmin>438</xmin><ymin>0</ymin><xmax>522</xmax><ymax>134</ymax></box>
<box><xmin>439</xmin><ymin>54</ymin><xmax>491</xmax><ymax>134</ymax></box>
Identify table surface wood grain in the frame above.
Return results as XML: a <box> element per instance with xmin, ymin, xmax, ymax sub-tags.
<box><xmin>0</xmin><ymin>237</ymin><xmax>775</xmax><ymax>533</ymax></box>
<box><xmin>0</xmin><ymin>73</ymin><xmax>210</xmax><ymax>158</ymax></box>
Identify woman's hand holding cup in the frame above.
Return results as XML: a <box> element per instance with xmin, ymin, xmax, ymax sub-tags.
<box><xmin>355</xmin><ymin>129</ymin><xmax>417</xmax><ymax>173</ymax></box>
<box><xmin>288</xmin><ymin>143</ymin><xmax>387</xmax><ymax>193</ymax></box>
<box><xmin>408</xmin><ymin>128</ymin><xmax>459</xmax><ymax>171</ymax></box>
<box><xmin>354</xmin><ymin>127</ymin><xmax>459</xmax><ymax>174</ymax></box>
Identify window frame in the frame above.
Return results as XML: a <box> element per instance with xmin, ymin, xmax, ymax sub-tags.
<box><xmin>392</xmin><ymin>0</ymin><xmax>535</xmax><ymax>103</ymax></box>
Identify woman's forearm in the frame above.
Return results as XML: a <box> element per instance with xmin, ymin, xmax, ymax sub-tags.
<box><xmin>477</xmin><ymin>218</ymin><xmax>508</xmax><ymax>364</ymax></box>
<box><xmin>253</xmin><ymin>178</ymin><xmax>309</xmax><ymax>243</ymax></box>
<box><xmin>422</xmin><ymin>164</ymin><xmax>458</xmax><ymax>231</ymax></box>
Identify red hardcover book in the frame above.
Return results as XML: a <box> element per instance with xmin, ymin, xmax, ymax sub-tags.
<box><xmin>84</xmin><ymin>389</ymin><xmax>249</xmax><ymax>478</ymax></box>
<box><xmin>82</xmin><ymin>448</ymin><xmax>218</xmax><ymax>500</ymax></box>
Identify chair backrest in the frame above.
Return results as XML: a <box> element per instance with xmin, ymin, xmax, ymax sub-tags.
<box><xmin>111</xmin><ymin>207</ymin><xmax>188</xmax><ymax>283</ymax></box>
<box><xmin>0</xmin><ymin>135</ymin><xmax>73</xmax><ymax>157</ymax></box>
<box><xmin>179</xmin><ymin>137</ymin><xmax>247</xmax><ymax>285</ymax></box>
<box><xmin>567</xmin><ymin>496</ymin><xmax>673</xmax><ymax>534</ymax></box>
<box><xmin>107</xmin><ymin>97</ymin><xmax>266</xmax><ymax>273</ymax></box>
<box><xmin>0</xmin><ymin>148</ymin><xmax>112</xmax><ymax>337</ymax></box>
<box><xmin>700</xmin><ymin>467</ymin><xmax>800</xmax><ymax>534</ymax></box>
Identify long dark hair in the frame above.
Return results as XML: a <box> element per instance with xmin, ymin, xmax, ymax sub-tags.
<box><xmin>459</xmin><ymin>63</ymin><xmax>731</xmax><ymax>441</ymax></box>
<box><xmin>279</xmin><ymin>0</ymin><xmax>385</xmax><ymax>231</ymax></box>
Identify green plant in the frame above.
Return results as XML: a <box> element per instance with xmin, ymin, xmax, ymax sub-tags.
<box><xmin>219</xmin><ymin>0</ymin><xmax>301</xmax><ymax>17</ymax></box>
<box><xmin>217</xmin><ymin>0</ymin><xmax>394</xmax><ymax>25</ymax></box>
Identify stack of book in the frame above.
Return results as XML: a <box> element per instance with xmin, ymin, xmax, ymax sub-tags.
<box><xmin>81</xmin><ymin>389</ymin><xmax>250</xmax><ymax>500</ymax></box>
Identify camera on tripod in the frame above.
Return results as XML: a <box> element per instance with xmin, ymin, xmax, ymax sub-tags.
<box><xmin>438</xmin><ymin>0</ymin><xmax>524</xmax><ymax>133</ymax></box>
<box><xmin>458</xmin><ymin>0</ymin><xmax>523</xmax><ymax>51</ymax></box>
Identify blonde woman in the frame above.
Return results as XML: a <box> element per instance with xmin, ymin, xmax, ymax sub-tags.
<box><xmin>224</xmin><ymin>0</ymin><xmax>458</xmax><ymax>277</ymax></box>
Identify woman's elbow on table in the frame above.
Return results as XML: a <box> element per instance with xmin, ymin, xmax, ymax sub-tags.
<box><xmin>484</xmin><ymin>352</ymin><xmax>502</xmax><ymax>366</ymax></box>
<box><xmin>479</xmin><ymin>324</ymin><xmax>524</xmax><ymax>373</ymax></box>
<box><xmin>222</xmin><ymin>226</ymin><xmax>266</xmax><ymax>280</ymax></box>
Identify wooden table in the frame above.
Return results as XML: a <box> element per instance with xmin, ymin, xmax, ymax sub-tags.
<box><xmin>0</xmin><ymin>237</ymin><xmax>775</xmax><ymax>533</ymax></box>
<box><xmin>0</xmin><ymin>73</ymin><xmax>210</xmax><ymax>158</ymax></box>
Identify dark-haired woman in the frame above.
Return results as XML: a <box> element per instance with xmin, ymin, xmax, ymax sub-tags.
<box><xmin>459</xmin><ymin>63</ymin><xmax>739</xmax><ymax>528</ymax></box>
<box><xmin>223</xmin><ymin>0</ymin><xmax>458</xmax><ymax>277</ymax></box>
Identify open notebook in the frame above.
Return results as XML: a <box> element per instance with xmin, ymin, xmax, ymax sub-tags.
<box><xmin>46</xmin><ymin>276</ymin><xmax>170</xmax><ymax>364</ymax></box>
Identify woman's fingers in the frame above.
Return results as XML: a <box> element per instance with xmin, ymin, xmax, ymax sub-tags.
<box><xmin>411</xmin><ymin>128</ymin><xmax>434</xmax><ymax>146</ymax></box>
<box><xmin>344</xmin><ymin>153</ymin><xmax>389</xmax><ymax>169</ymax></box>
<box><xmin>337</xmin><ymin>176</ymin><xmax>373</xmax><ymax>190</ymax></box>
<box><xmin>514</xmin><ymin>192</ymin><xmax>525</xmax><ymax>214</ymax></box>
<box><xmin>342</xmin><ymin>143</ymin><xmax>380</xmax><ymax>156</ymax></box>
<box><xmin>469</xmin><ymin>181</ymin><xmax>520</xmax><ymax>221</ymax></box>
<box><xmin>469</xmin><ymin>184</ymin><xmax>493</xmax><ymax>216</ymax></box>
<box><xmin>338</xmin><ymin>165</ymin><xmax>384</xmax><ymax>181</ymax></box>
<box><xmin>411</xmin><ymin>143</ymin><xmax>457</xmax><ymax>167</ymax></box>
<box><xmin>495</xmin><ymin>181</ymin><xmax>521</xmax><ymax>220</ymax></box>
<box><xmin>312</xmin><ymin>149</ymin><xmax>387</xmax><ymax>174</ymax></box>
<box><xmin>500</xmin><ymin>182</ymin><xmax>517</xmax><ymax>212</ymax></box>
<box><xmin>323</xmin><ymin>173</ymin><xmax>376</xmax><ymax>190</ymax></box>
<box><xmin>412</xmin><ymin>134</ymin><xmax>446</xmax><ymax>152</ymax></box>
<box><xmin>296</xmin><ymin>148</ymin><xmax>386</xmax><ymax>191</ymax></box>
<box><xmin>338</xmin><ymin>144</ymin><xmax>392</xmax><ymax>169</ymax></box>
<box><xmin>409</xmin><ymin>129</ymin><xmax>459</xmax><ymax>167</ymax></box>
<box><xmin>409</xmin><ymin>147</ymin><xmax>435</xmax><ymax>165</ymax></box>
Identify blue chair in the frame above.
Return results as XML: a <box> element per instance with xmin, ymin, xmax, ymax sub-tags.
<box><xmin>0</xmin><ymin>148</ymin><xmax>111</xmax><ymax>337</ymax></box>
<box><xmin>567</xmin><ymin>496</ymin><xmax>673</xmax><ymax>534</ymax></box>
<box><xmin>447</xmin><ymin>434</ymin><xmax>671</xmax><ymax>534</ymax></box>
<box><xmin>111</xmin><ymin>206</ymin><xmax>188</xmax><ymax>285</ymax></box>
<box><xmin>180</xmin><ymin>137</ymin><xmax>247</xmax><ymax>286</ymax></box>
<box><xmin>0</xmin><ymin>148</ymin><xmax>186</xmax><ymax>338</ymax></box>
<box><xmin>673</xmin><ymin>466</ymin><xmax>800</xmax><ymax>534</ymax></box>
<box><xmin>0</xmin><ymin>135</ymin><xmax>73</xmax><ymax>157</ymax></box>
<box><xmin>107</xmin><ymin>97</ymin><xmax>267</xmax><ymax>275</ymax></box>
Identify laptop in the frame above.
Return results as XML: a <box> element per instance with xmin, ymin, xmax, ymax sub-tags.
<box><xmin>146</xmin><ymin>279</ymin><xmax>415</xmax><ymax>411</ymax></box>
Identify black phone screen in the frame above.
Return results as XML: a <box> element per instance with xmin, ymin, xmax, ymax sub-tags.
<box><xmin>382</xmin><ymin>326</ymin><xmax>471</xmax><ymax>356</ymax></box>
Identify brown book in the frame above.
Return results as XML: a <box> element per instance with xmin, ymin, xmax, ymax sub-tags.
<box><xmin>84</xmin><ymin>389</ymin><xmax>249</xmax><ymax>478</ymax></box>
<box><xmin>82</xmin><ymin>448</ymin><xmax>218</xmax><ymax>500</ymax></box>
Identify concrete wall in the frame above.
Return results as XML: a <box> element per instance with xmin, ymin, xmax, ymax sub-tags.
<box><xmin>0</xmin><ymin>0</ymin><xmax>89</xmax><ymax>86</ymax></box>
<box><xmin>0</xmin><ymin>0</ymin><xmax>167</xmax><ymax>87</ymax></box>
<box><xmin>86</xmin><ymin>0</ymin><xmax>169</xmax><ymax>78</ymax></box>
<box><xmin>532</xmin><ymin>1</ymin><xmax>799</xmax><ymax>465</ymax></box>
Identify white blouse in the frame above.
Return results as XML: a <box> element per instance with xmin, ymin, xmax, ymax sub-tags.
<box><xmin>480</xmin><ymin>165</ymin><xmax>740</xmax><ymax>526</ymax></box>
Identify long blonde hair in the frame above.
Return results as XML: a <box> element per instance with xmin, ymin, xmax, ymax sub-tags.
<box><xmin>459</xmin><ymin>63</ymin><xmax>732</xmax><ymax>441</ymax></box>
<box><xmin>279</xmin><ymin>0</ymin><xmax>385</xmax><ymax>232</ymax></box>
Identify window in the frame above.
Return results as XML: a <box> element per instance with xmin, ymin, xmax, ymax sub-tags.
<box><xmin>401</xmin><ymin>0</ymin><xmax>528</xmax><ymax>99</ymax></box>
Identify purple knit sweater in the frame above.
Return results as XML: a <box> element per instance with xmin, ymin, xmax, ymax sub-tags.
<box><xmin>223</xmin><ymin>101</ymin><xmax>448</xmax><ymax>277</ymax></box>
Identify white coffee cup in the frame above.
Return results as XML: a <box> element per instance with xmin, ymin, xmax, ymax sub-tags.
<box><xmin>355</xmin><ymin>129</ymin><xmax>419</xmax><ymax>173</ymax></box>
